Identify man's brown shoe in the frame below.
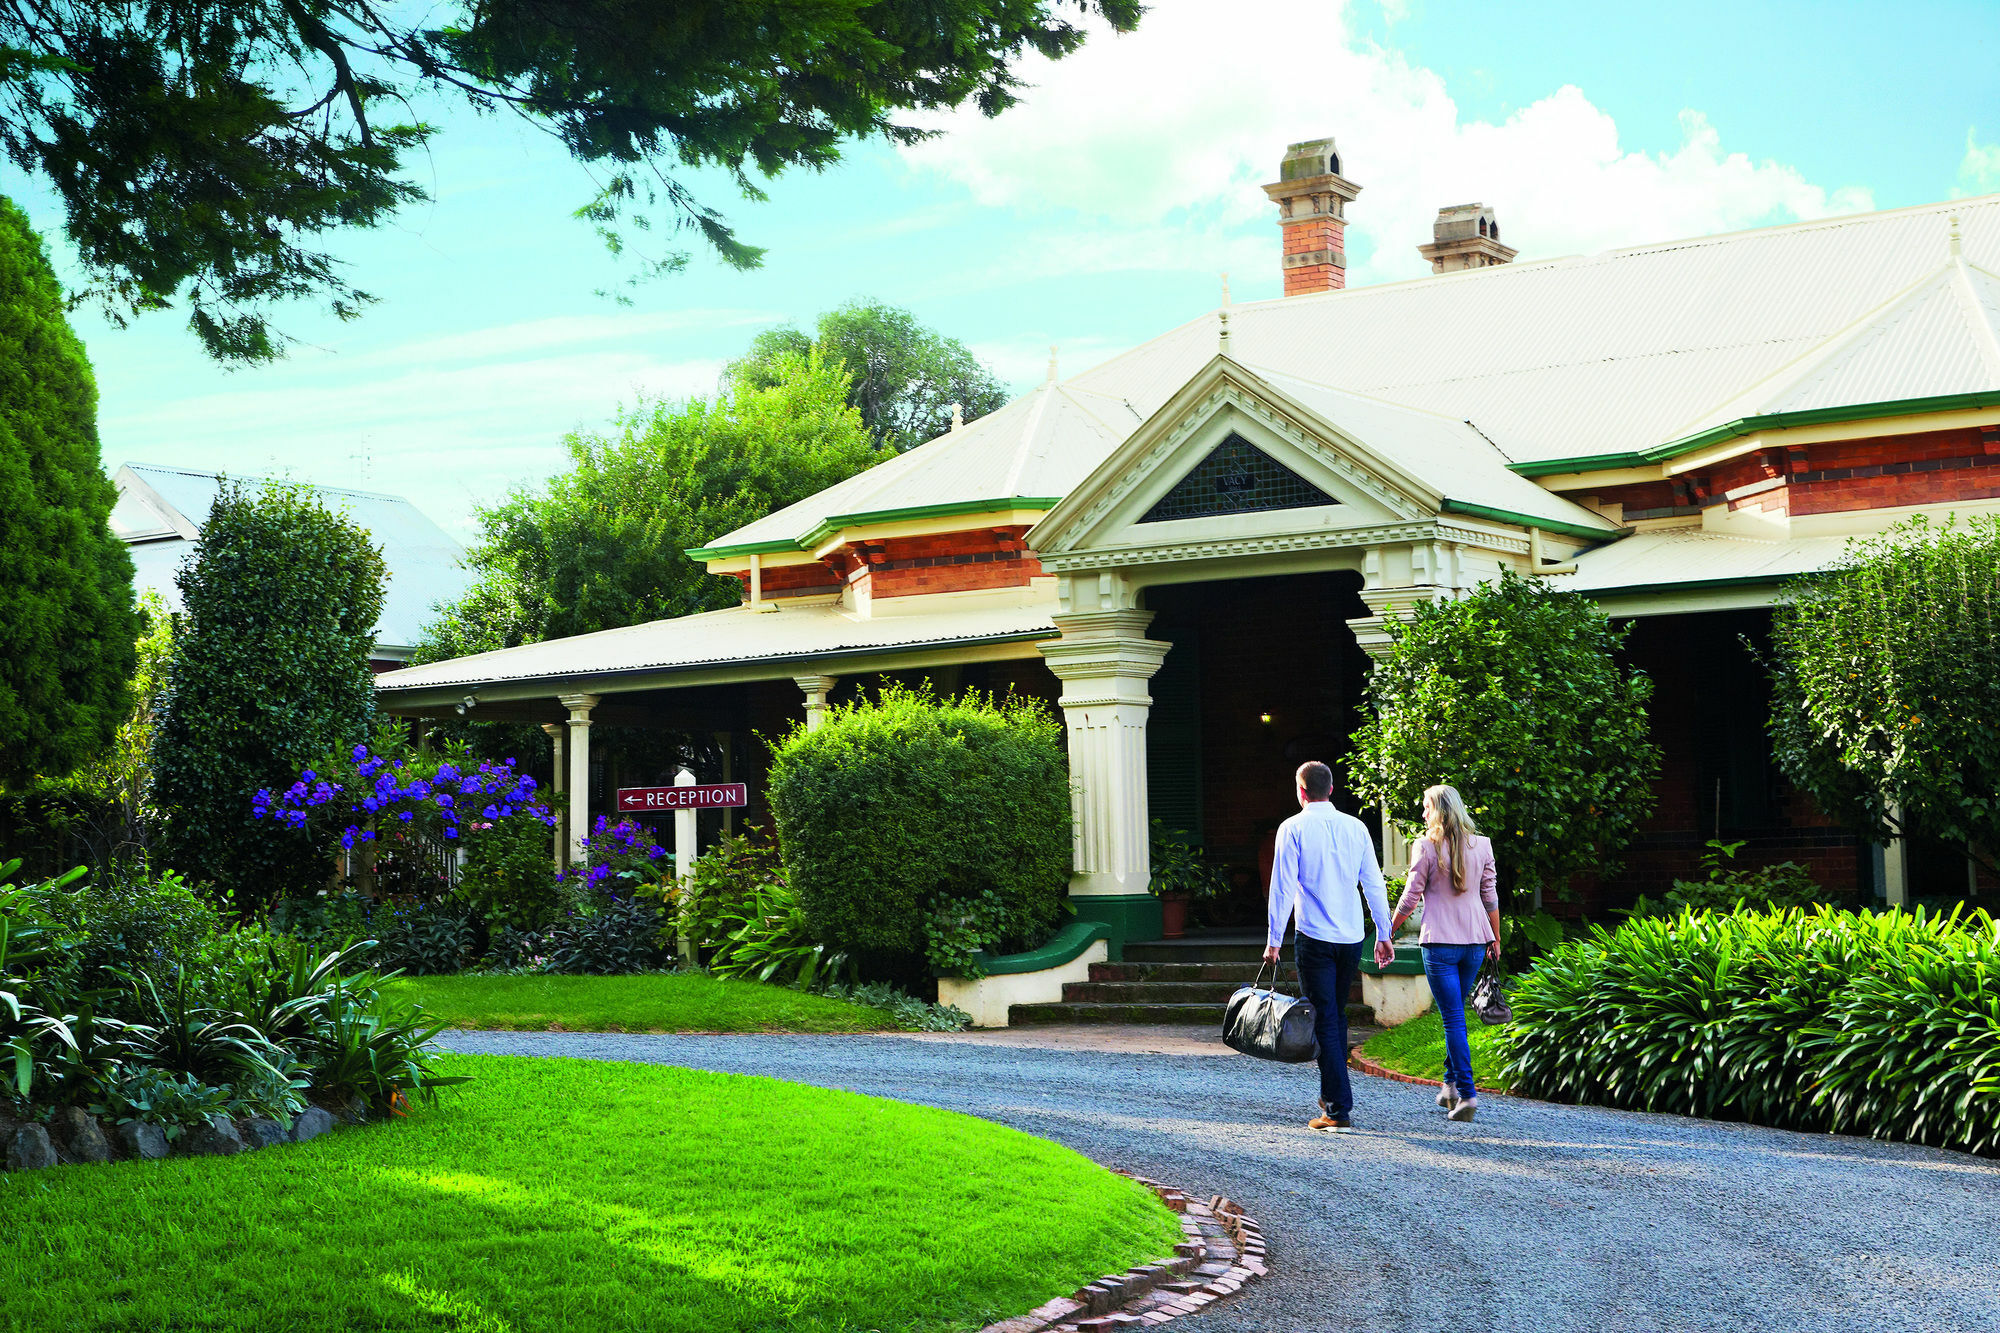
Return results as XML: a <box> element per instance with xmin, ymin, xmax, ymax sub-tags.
<box><xmin>1309</xmin><ymin>1100</ymin><xmax>1352</xmax><ymax>1132</ymax></box>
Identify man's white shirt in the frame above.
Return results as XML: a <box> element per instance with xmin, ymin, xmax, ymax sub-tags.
<box><xmin>1265</xmin><ymin>801</ymin><xmax>1395</xmax><ymax>949</ymax></box>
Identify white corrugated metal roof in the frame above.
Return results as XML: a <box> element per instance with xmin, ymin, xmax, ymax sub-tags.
<box><xmin>114</xmin><ymin>464</ymin><xmax>474</xmax><ymax>653</ymax></box>
<box><xmin>703</xmin><ymin>194</ymin><xmax>2000</xmax><ymax>554</ymax></box>
<box><xmin>1560</xmin><ymin>527</ymin><xmax>1854</xmax><ymax>595</ymax></box>
<box><xmin>375</xmin><ymin>597</ymin><xmax>1056</xmax><ymax>693</ymax></box>
<box><xmin>710</xmin><ymin>377</ymin><xmax>1143</xmax><ymax>551</ymax></box>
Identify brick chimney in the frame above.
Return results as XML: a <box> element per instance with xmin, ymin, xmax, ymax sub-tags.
<box><xmin>1262</xmin><ymin>138</ymin><xmax>1362</xmax><ymax>297</ymax></box>
<box><xmin>1418</xmin><ymin>203</ymin><xmax>1517</xmax><ymax>272</ymax></box>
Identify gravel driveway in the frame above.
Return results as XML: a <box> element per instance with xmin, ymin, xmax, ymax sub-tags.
<box><xmin>438</xmin><ymin>1030</ymin><xmax>2000</xmax><ymax>1333</ymax></box>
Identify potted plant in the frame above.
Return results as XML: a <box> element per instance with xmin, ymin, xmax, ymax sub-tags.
<box><xmin>1149</xmin><ymin>821</ymin><xmax>1225</xmax><ymax>938</ymax></box>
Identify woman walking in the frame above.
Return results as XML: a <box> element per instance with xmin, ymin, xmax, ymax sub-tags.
<box><xmin>1387</xmin><ymin>785</ymin><xmax>1500</xmax><ymax>1122</ymax></box>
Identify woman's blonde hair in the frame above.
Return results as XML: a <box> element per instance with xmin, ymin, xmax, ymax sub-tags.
<box><xmin>1423</xmin><ymin>785</ymin><xmax>1479</xmax><ymax>894</ymax></box>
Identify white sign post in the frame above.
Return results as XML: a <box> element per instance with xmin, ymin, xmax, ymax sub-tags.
<box><xmin>674</xmin><ymin>768</ymin><xmax>698</xmax><ymax>966</ymax></box>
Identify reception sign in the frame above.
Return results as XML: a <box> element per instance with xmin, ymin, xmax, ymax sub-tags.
<box><xmin>615</xmin><ymin>782</ymin><xmax>748</xmax><ymax>812</ymax></box>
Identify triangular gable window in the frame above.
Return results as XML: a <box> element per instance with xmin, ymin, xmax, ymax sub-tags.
<box><xmin>1139</xmin><ymin>434</ymin><xmax>1338</xmax><ymax>523</ymax></box>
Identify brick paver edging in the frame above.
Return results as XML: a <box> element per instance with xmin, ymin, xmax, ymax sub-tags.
<box><xmin>1348</xmin><ymin>1047</ymin><xmax>1510</xmax><ymax>1097</ymax></box>
<box><xmin>977</xmin><ymin>1175</ymin><xmax>1267</xmax><ymax>1332</ymax></box>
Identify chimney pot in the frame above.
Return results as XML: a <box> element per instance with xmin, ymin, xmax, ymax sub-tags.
<box><xmin>1418</xmin><ymin>202</ymin><xmax>1518</xmax><ymax>272</ymax></box>
<box><xmin>1262</xmin><ymin>137</ymin><xmax>1362</xmax><ymax>297</ymax></box>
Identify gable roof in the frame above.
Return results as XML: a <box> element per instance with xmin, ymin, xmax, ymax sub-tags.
<box><xmin>700</xmin><ymin>193</ymin><xmax>2000</xmax><ymax>554</ymax></box>
<box><xmin>113</xmin><ymin>463</ymin><xmax>474</xmax><ymax>655</ymax></box>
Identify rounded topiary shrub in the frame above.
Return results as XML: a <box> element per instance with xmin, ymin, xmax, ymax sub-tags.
<box><xmin>767</xmin><ymin>686</ymin><xmax>1071</xmax><ymax>977</ymax></box>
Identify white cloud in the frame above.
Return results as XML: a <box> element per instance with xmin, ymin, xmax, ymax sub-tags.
<box><xmin>898</xmin><ymin>0</ymin><xmax>1873</xmax><ymax>285</ymax></box>
<box><xmin>1957</xmin><ymin>128</ymin><xmax>2000</xmax><ymax>197</ymax></box>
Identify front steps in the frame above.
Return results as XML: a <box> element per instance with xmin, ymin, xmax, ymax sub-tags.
<box><xmin>1007</xmin><ymin>935</ymin><xmax>1374</xmax><ymax>1027</ymax></box>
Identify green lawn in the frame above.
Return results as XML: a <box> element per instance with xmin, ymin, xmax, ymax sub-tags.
<box><xmin>380</xmin><ymin>972</ymin><xmax>897</xmax><ymax>1033</ymax></box>
<box><xmin>1359</xmin><ymin>1006</ymin><xmax>1512</xmax><ymax>1093</ymax></box>
<box><xmin>2</xmin><ymin>1054</ymin><xmax>1182</xmax><ymax>1333</ymax></box>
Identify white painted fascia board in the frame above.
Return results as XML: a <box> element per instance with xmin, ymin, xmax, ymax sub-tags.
<box><xmin>111</xmin><ymin>464</ymin><xmax>202</xmax><ymax>541</ymax></box>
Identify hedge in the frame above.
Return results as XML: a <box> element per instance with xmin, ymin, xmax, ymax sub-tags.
<box><xmin>1497</xmin><ymin>906</ymin><xmax>2000</xmax><ymax>1155</ymax></box>
<box><xmin>766</xmin><ymin>686</ymin><xmax>1071</xmax><ymax>977</ymax></box>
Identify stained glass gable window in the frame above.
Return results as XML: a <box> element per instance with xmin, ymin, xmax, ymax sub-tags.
<box><xmin>1138</xmin><ymin>434</ymin><xmax>1338</xmax><ymax>523</ymax></box>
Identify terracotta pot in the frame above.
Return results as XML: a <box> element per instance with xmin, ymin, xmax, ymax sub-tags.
<box><xmin>1160</xmin><ymin>892</ymin><xmax>1190</xmax><ymax>938</ymax></box>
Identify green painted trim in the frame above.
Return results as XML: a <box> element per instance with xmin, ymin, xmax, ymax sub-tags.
<box><xmin>1066</xmin><ymin>894</ymin><xmax>1164</xmax><ymax>963</ymax></box>
<box><xmin>686</xmin><ymin>496</ymin><xmax>1065</xmax><ymax>562</ymax></box>
<box><xmin>1508</xmin><ymin>390</ymin><xmax>2000</xmax><ymax>480</ymax></box>
<box><xmin>1357</xmin><ymin>937</ymin><xmax>1427</xmax><ymax>977</ymax></box>
<box><xmin>959</xmin><ymin>920</ymin><xmax>1111</xmax><ymax>978</ymax></box>
<box><xmin>1439</xmin><ymin>499</ymin><xmax>1623</xmax><ymax>542</ymax></box>
<box><xmin>1508</xmin><ymin>452</ymin><xmax>1652</xmax><ymax>478</ymax></box>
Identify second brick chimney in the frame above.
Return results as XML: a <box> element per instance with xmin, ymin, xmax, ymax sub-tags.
<box><xmin>1262</xmin><ymin>137</ymin><xmax>1362</xmax><ymax>297</ymax></box>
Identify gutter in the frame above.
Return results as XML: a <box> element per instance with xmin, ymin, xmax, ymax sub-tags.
<box><xmin>1508</xmin><ymin>389</ymin><xmax>2000</xmax><ymax>479</ymax></box>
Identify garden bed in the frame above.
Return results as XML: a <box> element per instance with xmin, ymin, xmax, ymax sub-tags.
<box><xmin>1356</xmin><ymin>1006</ymin><xmax>1511</xmax><ymax>1092</ymax></box>
<box><xmin>379</xmin><ymin>972</ymin><xmax>907</xmax><ymax>1033</ymax></box>
<box><xmin>1</xmin><ymin>1054</ymin><xmax>1182</xmax><ymax>1333</ymax></box>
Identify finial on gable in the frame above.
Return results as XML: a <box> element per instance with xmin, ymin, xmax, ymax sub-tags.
<box><xmin>1218</xmin><ymin>308</ymin><xmax>1232</xmax><ymax>356</ymax></box>
<box><xmin>1950</xmin><ymin>214</ymin><xmax>1964</xmax><ymax>259</ymax></box>
<box><xmin>1221</xmin><ymin>272</ymin><xmax>1232</xmax><ymax>307</ymax></box>
<box><xmin>949</xmin><ymin>402</ymin><xmax>963</xmax><ymax>432</ymax></box>
<box><xmin>1046</xmin><ymin>345</ymin><xmax>1059</xmax><ymax>383</ymax></box>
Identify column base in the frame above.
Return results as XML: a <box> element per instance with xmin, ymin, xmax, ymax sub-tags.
<box><xmin>1066</xmin><ymin>893</ymin><xmax>1163</xmax><ymax>961</ymax></box>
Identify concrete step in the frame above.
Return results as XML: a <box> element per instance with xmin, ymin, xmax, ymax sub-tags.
<box><xmin>1123</xmin><ymin>938</ymin><xmax>1269</xmax><ymax>965</ymax></box>
<box><xmin>1064</xmin><ymin>980</ymin><xmax>1288</xmax><ymax>1005</ymax></box>
<box><xmin>1009</xmin><ymin>999</ymin><xmax>1376</xmax><ymax>1026</ymax></box>
<box><xmin>1090</xmin><ymin>961</ymin><xmax>1297</xmax><ymax>983</ymax></box>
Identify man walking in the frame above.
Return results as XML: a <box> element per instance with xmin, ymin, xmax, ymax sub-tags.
<box><xmin>1263</xmin><ymin>761</ymin><xmax>1397</xmax><ymax>1132</ymax></box>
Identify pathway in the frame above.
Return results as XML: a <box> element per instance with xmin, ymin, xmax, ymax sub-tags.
<box><xmin>438</xmin><ymin>1029</ymin><xmax>2000</xmax><ymax>1333</ymax></box>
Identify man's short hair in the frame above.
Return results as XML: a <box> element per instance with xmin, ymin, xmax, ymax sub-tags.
<box><xmin>1295</xmin><ymin>761</ymin><xmax>1334</xmax><ymax>801</ymax></box>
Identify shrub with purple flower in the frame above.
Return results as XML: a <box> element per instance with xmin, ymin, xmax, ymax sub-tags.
<box><xmin>560</xmin><ymin>815</ymin><xmax>671</xmax><ymax>900</ymax></box>
<box><xmin>252</xmin><ymin>739</ymin><xmax>557</xmax><ymax>880</ymax></box>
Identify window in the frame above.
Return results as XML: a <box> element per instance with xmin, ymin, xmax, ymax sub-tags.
<box><xmin>1139</xmin><ymin>434</ymin><xmax>1338</xmax><ymax>523</ymax></box>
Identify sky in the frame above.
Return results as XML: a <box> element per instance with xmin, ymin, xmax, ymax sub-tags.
<box><xmin>5</xmin><ymin>0</ymin><xmax>1998</xmax><ymax>542</ymax></box>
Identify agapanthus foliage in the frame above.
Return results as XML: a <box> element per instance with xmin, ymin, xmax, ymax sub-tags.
<box><xmin>253</xmin><ymin>743</ymin><xmax>555</xmax><ymax>857</ymax></box>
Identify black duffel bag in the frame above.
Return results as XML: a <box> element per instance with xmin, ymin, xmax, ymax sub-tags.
<box><xmin>1221</xmin><ymin>954</ymin><xmax>1318</xmax><ymax>1063</ymax></box>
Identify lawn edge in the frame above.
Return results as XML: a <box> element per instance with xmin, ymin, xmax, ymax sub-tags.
<box><xmin>1349</xmin><ymin>1045</ymin><xmax>1513</xmax><ymax>1097</ymax></box>
<box><xmin>978</xmin><ymin>1177</ymin><xmax>1268</xmax><ymax>1333</ymax></box>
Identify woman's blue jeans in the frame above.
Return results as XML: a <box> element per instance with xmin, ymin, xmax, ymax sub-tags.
<box><xmin>1421</xmin><ymin>942</ymin><xmax>1487</xmax><ymax>1100</ymax></box>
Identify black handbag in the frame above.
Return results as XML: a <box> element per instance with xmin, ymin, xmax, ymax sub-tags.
<box><xmin>1221</xmin><ymin>953</ymin><xmax>1318</xmax><ymax>1063</ymax></box>
<box><xmin>1472</xmin><ymin>957</ymin><xmax>1513</xmax><ymax>1026</ymax></box>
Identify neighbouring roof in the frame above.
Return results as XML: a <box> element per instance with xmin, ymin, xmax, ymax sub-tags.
<box><xmin>699</xmin><ymin>193</ymin><xmax>2000</xmax><ymax>552</ymax></box>
<box><xmin>375</xmin><ymin>597</ymin><xmax>1057</xmax><ymax>696</ymax></box>
<box><xmin>1561</xmin><ymin>526</ymin><xmax>1856</xmax><ymax>597</ymax></box>
<box><xmin>113</xmin><ymin>463</ymin><xmax>475</xmax><ymax>654</ymax></box>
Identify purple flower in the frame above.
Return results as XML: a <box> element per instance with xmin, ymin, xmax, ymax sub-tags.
<box><xmin>436</xmin><ymin>794</ymin><xmax>454</xmax><ymax>809</ymax></box>
<box><xmin>340</xmin><ymin>831</ymin><xmax>356</xmax><ymax>850</ymax></box>
<box><xmin>351</xmin><ymin>744</ymin><xmax>369</xmax><ymax>762</ymax></box>
<box><xmin>398</xmin><ymin>810</ymin><xmax>414</xmax><ymax>823</ymax></box>
<box><xmin>444</xmin><ymin>827</ymin><xmax>458</xmax><ymax>840</ymax></box>
<box><xmin>482</xmin><ymin>805</ymin><xmax>499</xmax><ymax>820</ymax></box>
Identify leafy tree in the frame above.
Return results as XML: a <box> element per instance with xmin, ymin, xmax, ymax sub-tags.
<box><xmin>0</xmin><ymin>1</ymin><xmax>1140</xmax><ymax>362</ymax></box>
<box><xmin>726</xmin><ymin>299</ymin><xmax>1010</xmax><ymax>450</ymax></box>
<box><xmin>0</xmin><ymin>193</ymin><xmax>137</xmax><ymax>787</ymax></box>
<box><xmin>419</xmin><ymin>349</ymin><xmax>877</xmax><ymax>655</ymax></box>
<box><xmin>1346</xmin><ymin>572</ymin><xmax>1660</xmax><ymax>906</ymax></box>
<box><xmin>1765</xmin><ymin>515</ymin><xmax>2000</xmax><ymax>883</ymax></box>
<box><xmin>149</xmin><ymin>481</ymin><xmax>386</xmax><ymax>902</ymax></box>
<box><xmin>60</xmin><ymin>589</ymin><xmax>176</xmax><ymax>864</ymax></box>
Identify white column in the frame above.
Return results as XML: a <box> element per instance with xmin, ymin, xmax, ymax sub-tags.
<box><xmin>1883</xmin><ymin>800</ymin><xmax>1910</xmax><ymax>908</ymax></box>
<box><xmin>1040</xmin><ymin>609</ymin><xmax>1171</xmax><ymax>896</ymax></box>
<box><xmin>673</xmin><ymin>767</ymin><xmax>699</xmax><ymax>887</ymax></box>
<box><xmin>1380</xmin><ymin>802</ymin><xmax>1412</xmax><ymax>877</ymax></box>
<box><xmin>541</xmin><ymin>722</ymin><xmax>567</xmax><ymax>869</ymax></box>
<box><xmin>558</xmin><ymin>693</ymin><xmax>600</xmax><ymax>864</ymax></box>
<box><xmin>795</xmin><ymin>675</ymin><xmax>837</xmax><ymax>731</ymax></box>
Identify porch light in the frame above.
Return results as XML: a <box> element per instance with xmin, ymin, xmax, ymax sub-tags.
<box><xmin>1259</xmin><ymin>712</ymin><xmax>1273</xmax><ymax>725</ymax></box>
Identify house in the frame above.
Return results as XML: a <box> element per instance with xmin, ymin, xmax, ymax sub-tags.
<box><xmin>111</xmin><ymin>463</ymin><xmax>474</xmax><ymax>669</ymax></box>
<box><xmin>375</xmin><ymin>136</ymin><xmax>2000</xmax><ymax>951</ymax></box>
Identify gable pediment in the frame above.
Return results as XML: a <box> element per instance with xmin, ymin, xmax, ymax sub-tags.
<box><xmin>1030</xmin><ymin>358</ymin><xmax>1441</xmax><ymax>563</ymax></box>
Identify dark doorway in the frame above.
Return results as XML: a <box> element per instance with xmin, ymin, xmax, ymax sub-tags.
<box><xmin>1144</xmin><ymin>570</ymin><xmax>1373</xmax><ymax>927</ymax></box>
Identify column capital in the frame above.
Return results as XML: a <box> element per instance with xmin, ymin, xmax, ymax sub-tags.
<box><xmin>1041</xmin><ymin>611</ymin><xmax>1170</xmax><ymax>700</ymax></box>
<box><xmin>792</xmin><ymin>674</ymin><xmax>837</xmax><ymax>695</ymax></box>
<box><xmin>558</xmin><ymin>692</ymin><xmax>601</xmax><ymax>719</ymax></box>
<box><xmin>540</xmin><ymin>722</ymin><xmax>564</xmax><ymax>738</ymax></box>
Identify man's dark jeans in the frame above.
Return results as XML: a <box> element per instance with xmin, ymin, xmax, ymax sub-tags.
<box><xmin>1295</xmin><ymin>932</ymin><xmax>1363</xmax><ymax>1116</ymax></box>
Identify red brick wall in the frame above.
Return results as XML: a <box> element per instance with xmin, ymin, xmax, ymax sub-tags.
<box><xmin>1281</xmin><ymin>216</ymin><xmax>1347</xmax><ymax>296</ymax></box>
<box><xmin>1589</xmin><ymin>426</ymin><xmax>2000</xmax><ymax>523</ymax></box>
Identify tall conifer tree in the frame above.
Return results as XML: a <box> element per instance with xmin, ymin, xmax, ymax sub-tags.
<box><xmin>0</xmin><ymin>195</ymin><xmax>137</xmax><ymax>787</ymax></box>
